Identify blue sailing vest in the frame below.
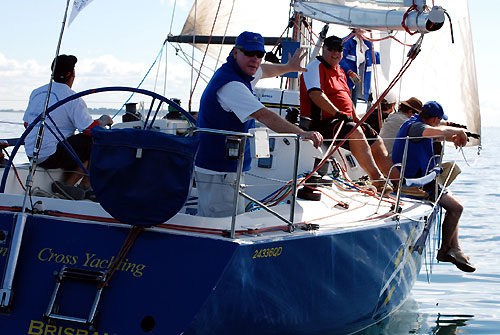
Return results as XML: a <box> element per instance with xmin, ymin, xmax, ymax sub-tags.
<box><xmin>392</xmin><ymin>114</ymin><xmax>435</xmax><ymax>178</ymax></box>
<box><xmin>195</xmin><ymin>55</ymin><xmax>256</xmax><ymax>172</ymax></box>
<box><xmin>339</xmin><ymin>36</ymin><xmax>378</xmax><ymax>102</ymax></box>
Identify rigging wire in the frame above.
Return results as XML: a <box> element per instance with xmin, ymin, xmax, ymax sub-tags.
<box><xmin>188</xmin><ymin>0</ymin><xmax>224</xmax><ymax>112</ymax></box>
<box><xmin>111</xmin><ymin>41</ymin><xmax>167</xmax><ymax>119</ymax></box>
<box><xmin>214</xmin><ymin>0</ymin><xmax>236</xmax><ymax>71</ymax></box>
<box><xmin>153</xmin><ymin>44</ymin><xmax>165</xmax><ymax>94</ymax></box>
<box><xmin>168</xmin><ymin>0</ymin><xmax>177</xmax><ymax>35</ymax></box>
<box><xmin>189</xmin><ymin>0</ymin><xmax>198</xmax><ymax>112</ymax></box>
<box><xmin>163</xmin><ymin>40</ymin><xmax>169</xmax><ymax>99</ymax></box>
<box><xmin>169</xmin><ymin>43</ymin><xmax>213</xmax><ymax>83</ymax></box>
<box><xmin>163</xmin><ymin>0</ymin><xmax>178</xmax><ymax>101</ymax></box>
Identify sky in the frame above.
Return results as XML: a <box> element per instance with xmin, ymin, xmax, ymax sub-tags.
<box><xmin>0</xmin><ymin>0</ymin><xmax>499</xmax><ymax>125</ymax></box>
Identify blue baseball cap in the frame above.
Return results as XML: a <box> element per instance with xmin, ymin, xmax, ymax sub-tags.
<box><xmin>235</xmin><ymin>31</ymin><xmax>266</xmax><ymax>52</ymax></box>
<box><xmin>422</xmin><ymin>101</ymin><xmax>448</xmax><ymax>120</ymax></box>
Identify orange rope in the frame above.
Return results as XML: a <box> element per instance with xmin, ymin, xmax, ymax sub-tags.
<box><xmin>363</xmin><ymin>34</ymin><xmax>413</xmax><ymax>47</ymax></box>
<box><xmin>401</xmin><ymin>1</ymin><xmax>418</xmax><ymax>36</ymax></box>
<box><xmin>2</xmin><ymin>149</ymin><xmax>26</xmax><ymax>191</ymax></box>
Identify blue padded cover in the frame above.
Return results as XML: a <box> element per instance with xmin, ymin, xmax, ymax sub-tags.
<box><xmin>90</xmin><ymin>127</ymin><xmax>199</xmax><ymax>226</ymax></box>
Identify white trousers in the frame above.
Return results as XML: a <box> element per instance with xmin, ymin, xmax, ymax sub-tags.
<box><xmin>194</xmin><ymin>171</ymin><xmax>246</xmax><ymax>217</ymax></box>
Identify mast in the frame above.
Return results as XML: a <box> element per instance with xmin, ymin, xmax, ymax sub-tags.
<box><xmin>0</xmin><ymin>0</ymin><xmax>73</xmax><ymax>310</ymax></box>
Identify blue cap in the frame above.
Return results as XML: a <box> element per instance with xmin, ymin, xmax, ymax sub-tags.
<box><xmin>235</xmin><ymin>31</ymin><xmax>266</xmax><ymax>52</ymax></box>
<box><xmin>422</xmin><ymin>101</ymin><xmax>448</xmax><ymax>120</ymax></box>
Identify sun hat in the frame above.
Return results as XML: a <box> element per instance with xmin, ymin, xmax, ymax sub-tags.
<box><xmin>400</xmin><ymin>97</ymin><xmax>423</xmax><ymax>112</ymax></box>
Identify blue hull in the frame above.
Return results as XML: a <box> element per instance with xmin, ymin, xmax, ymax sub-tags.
<box><xmin>0</xmin><ymin>211</ymin><xmax>433</xmax><ymax>334</ymax></box>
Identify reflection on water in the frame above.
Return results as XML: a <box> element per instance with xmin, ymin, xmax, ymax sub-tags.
<box><xmin>432</xmin><ymin>313</ymin><xmax>474</xmax><ymax>335</ymax></box>
<box><xmin>355</xmin><ymin>298</ymin><xmax>475</xmax><ymax>335</ymax></box>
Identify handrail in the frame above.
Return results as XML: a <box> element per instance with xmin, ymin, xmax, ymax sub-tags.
<box><xmin>394</xmin><ymin>136</ymin><xmax>411</xmax><ymax>214</ymax></box>
<box><xmin>387</xmin><ymin>138</ymin><xmax>446</xmax><ymax>215</ymax></box>
<box><xmin>193</xmin><ymin>128</ymin><xmax>302</xmax><ymax>238</ymax></box>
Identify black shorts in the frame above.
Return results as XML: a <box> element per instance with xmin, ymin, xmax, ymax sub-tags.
<box><xmin>38</xmin><ymin>133</ymin><xmax>92</xmax><ymax>170</ymax></box>
<box><xmin>312</xmin><ymin>117</ymin><xmax>379</xmax><ymax>151</ymax></box>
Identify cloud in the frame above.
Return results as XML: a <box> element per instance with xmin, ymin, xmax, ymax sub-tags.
<box><xmin>0</xmin><ymin>53</ymin><xmax>47</xmax><ymax>110</ymax></box>
<box><xmin>0</xmin><ymin>52</ymin><xmax>200</xmax><ymax>111</ymax></box>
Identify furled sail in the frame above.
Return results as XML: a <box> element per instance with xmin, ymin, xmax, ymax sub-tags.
<box><xmin>294</xmin><ymin>0</ymin><xmax>445</xmax><ymax>33</ymax></box>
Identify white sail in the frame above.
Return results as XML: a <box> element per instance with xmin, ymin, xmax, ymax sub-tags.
<box><xmin>179</xmin><ymin>0</ymin><xmax>292</xmax><ymax>60</ymax></box>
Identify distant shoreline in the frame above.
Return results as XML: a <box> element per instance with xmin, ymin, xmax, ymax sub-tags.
<box><xmin>0</xmin><ymin>108</ymin><xmax>118</xmax><ymax>116</ymax></box>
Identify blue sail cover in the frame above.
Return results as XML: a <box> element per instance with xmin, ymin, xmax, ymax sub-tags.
<box><xmin>90</xmin><ymin>127</ymin><xmax>199</xmax><ymax>226</ymax></box>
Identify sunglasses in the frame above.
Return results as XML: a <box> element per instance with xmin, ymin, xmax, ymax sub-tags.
<box><xmin>327</xmin><ymin>45</ymin><xmax>344</xmax><ymax>53</ymax></box>
<box><xmin>236</xmin><ymin>47</ymin><xmax>265</xmax><ymax>59</ymax></box>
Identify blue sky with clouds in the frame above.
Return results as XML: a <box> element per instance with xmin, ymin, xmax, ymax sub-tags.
<box><xmin>0</xmin><ymin>0</ymin><xmax>498</xmax><ymax>124</ymax></box>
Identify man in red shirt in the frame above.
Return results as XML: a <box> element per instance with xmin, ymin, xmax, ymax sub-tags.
<box><xmin>300</xmin><ymin>35</ymin><xmax>397</xmax><ymax>193</ymax></box>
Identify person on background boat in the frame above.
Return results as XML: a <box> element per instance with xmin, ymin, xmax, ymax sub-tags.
<box><xmin>299</xmin><ymin>35</ymin><xmax>397</xmax><ymax>193</ymax></box>
<box><xmin>392</xmin><ymin>101</ymin><xmax>475</xmax><ymax>272</ymax></box>
<box><xmin>363</xmin><ymin>89</ymin><xmax>397</xmax><ymax>134</ymax></box>
<box><xmin>339</xmin><ymin>29</ymin><xmax>378</xmax><ymax>108</ymax></box>
<box><xmin>23</xmin><ymin>54</ymin><xmax>113</xmax><ymax>201</ymax></box>
<box><xmin>195</xmin><ymin>31</ymin><xmax>323</xmax><ymax>218</ymax></box>
<box><xmin>380</xmin><ymin>96</ymin><xmax>423</xmax><ymax>156</ymax></box>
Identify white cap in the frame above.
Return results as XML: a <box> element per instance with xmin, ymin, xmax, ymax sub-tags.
<box><xmin>382</xmin><ymin>90</ymin><xmax>397</xmax><ymax>104</ymax></box>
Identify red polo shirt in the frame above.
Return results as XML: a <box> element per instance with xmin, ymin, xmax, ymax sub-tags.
<box><xmin>300</xmin><ymin>56</ymin><xmax>353</xmax><ymax>120</ymax></box>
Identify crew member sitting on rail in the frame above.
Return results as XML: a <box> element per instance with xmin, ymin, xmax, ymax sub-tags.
<box><xmin>392</xmin><ymin>101</ymin><xmax>475</xmax><ymax>272</ymax></box>
<box><xmin>299</xmin><ymin>35</ymin><xmax>398</xmax><ymax>193</ymax></box>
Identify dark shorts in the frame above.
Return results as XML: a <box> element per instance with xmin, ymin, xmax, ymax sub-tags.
<box><xmin>38</xmin><ymin>133</ymin><xmax>92</xmax><ymax>170</ymax></box>
<box><xmin>312</xmin><ymin>117</ymin><xmax>379</xmax><ymax>151</ymax></box>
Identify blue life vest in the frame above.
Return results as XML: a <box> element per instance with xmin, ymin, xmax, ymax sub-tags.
<box><xmin>392</xmin><ymin>114</ymin><xmax>435</xmax><ymax>178</ymax></box>
<box><xmin>339</xmin><ymin>36</ymin><xmax>378</xmax><ymax>102</ymax></box>
<box><xmin>195</xmin><ymin>55</ymin><xmax>256</xmax><ymax>172</ymax></box>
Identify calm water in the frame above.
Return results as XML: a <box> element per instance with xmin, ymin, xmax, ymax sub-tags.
<box><xmin>357</xmin><ymin>127</ymin><xmax>500</xmax><ymax>335</ymax></box>
<box><xmin>1</xmin><ymin>112</ymin><xmax>499</xmax><ymax>334</ymax></box>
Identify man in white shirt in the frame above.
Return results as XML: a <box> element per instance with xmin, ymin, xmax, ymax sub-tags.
<box><xmin>23</xmin><ymin>55</ymin><xmax>112</xmax><ymax>200</ymax></box>
<box><xmin>195</xmin><ymin>31</ymin><xmax>323</xmax><ymax>217</ymax></box>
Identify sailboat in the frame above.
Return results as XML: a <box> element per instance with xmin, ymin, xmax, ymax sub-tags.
<box><xmin>0</xmin><ymin>0</ymin><xmax>480</xmax><ymax>334</ymax></box>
